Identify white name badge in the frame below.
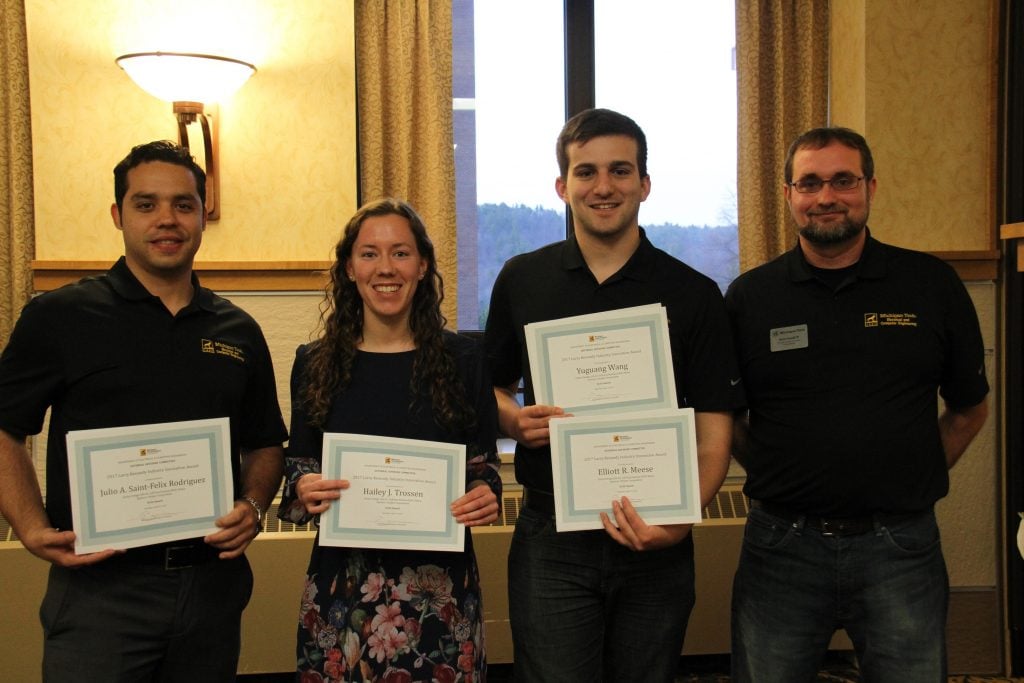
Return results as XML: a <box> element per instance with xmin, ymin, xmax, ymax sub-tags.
<box><xmin>770</xmin><ymin>324</ymin><xmax>809</xmax><ymax>352</ymax></box>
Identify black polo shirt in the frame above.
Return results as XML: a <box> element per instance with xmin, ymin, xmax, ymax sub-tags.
<box><xmin>725</xmin><ymin>233</ymin><xmax>989</xmax><ymax>516</ymax></box>
<box><xmin>484</xmin><ymin>229</ymin><xmax>744</xmax><ymax>493</ymax></box>
<box><xmin>0</xmin><ymin>257</ymin><xmax>287</xmax><ymax>531</ymax></box>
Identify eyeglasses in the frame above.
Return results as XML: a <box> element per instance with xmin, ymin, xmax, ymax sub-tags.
<box><xmin>789</xmin><ymin>174</ymin><xmax>865</xmax><ymax>194</ymax></box>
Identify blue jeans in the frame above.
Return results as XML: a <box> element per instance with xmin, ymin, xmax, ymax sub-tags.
<box><xmin>730</xmin><ymin>506</ymin><xmax>948</xmax><ymax>683</ymax></box>
<box><xmin>508</xmin><ymin>507</ymin><xmax>695</xmax><ymax>683</ymax></box>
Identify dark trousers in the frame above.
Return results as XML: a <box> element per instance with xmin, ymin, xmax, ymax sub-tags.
<box><xmin>40</xmin><ymin>554</ymin><xmax>253</xmax><ymax>683</ymax></box>
<box><xmin>730</xmin><ymin>507</ymin><xmax>948</xmax><ymax>683</ymax></box>
<box><xmin>508</xmin><ymin>507</ymin><xmax>695</xmax><ymax>683</ymax></box>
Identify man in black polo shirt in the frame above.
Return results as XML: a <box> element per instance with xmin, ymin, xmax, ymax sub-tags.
<box><xmin>484</xmin><ymin>108</ymin><xmax>742</xmax><ymax>682</ymax></box>
<box><xmin>725</xmin><ymin>127</ymin><xmax>989</xmax><ymax>682</ymax></box>
<box><xmin>0</xmin><ymin>141</ymin><xmax>287</xmax><ymax>681</ymax></box>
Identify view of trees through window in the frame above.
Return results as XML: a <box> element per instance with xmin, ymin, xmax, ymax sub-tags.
<box><xmin>453</xmin><ymin>1</ymin><xmax>737</xmax><ymax>330</ymax></box>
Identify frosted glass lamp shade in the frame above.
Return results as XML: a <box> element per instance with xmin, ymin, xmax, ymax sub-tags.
<box><xmin>116</xmin><ymin>52</ymin><xmax>256</xmax><ymax>104</ymax></box>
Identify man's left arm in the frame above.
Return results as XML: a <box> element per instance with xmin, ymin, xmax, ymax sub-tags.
<box><xmin>206</xmin><ymin>445</ymin><xmax>285</xmax><ymax>558</ymax></box>
<box><xmin>940</xmin><ymin>398</ymin><xmax>989</xmax><ymax>469</ymax></box>
<box><xmin>602</xmin><ymin>410</ymin><xmax>733</xmax><ymax>551</ymax></box>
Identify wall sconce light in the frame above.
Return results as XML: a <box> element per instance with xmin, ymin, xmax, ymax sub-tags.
<box><xmin>116</xmin><ymin>51</ymin><xmax>256</xmax><ymax>220</ymax></box>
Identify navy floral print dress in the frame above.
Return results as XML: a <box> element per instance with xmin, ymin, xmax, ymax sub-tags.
<box><xmin>279</xmin><ymin>333</ymin><xmax>501</xmax><ymax>683</ymax></box>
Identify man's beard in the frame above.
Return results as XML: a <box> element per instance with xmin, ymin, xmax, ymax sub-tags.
<box><xmin>799</xmin><ymin>216</ymin><xmax>866</xmax><ymax>245</ymax></box>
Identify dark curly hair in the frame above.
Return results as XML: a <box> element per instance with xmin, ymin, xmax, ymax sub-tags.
<box><xmin>300</xmin><ymin>198</ymin><xmax>475</xmax><ymax>435</ymax></box>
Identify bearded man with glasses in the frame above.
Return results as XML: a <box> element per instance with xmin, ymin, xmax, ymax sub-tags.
<box><xmin>724</xmin><ymin>127</ymin><xmax>989</xmax><ymax>682</ymax></box>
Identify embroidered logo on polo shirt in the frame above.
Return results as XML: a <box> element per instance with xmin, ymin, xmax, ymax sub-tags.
<box><xmin>864</xmin><ymin>313</ymin><xmax>918</xmax><ymax>328</ymax></box>
<box><xmin>200</xmin><ymin>339</ymin><xmax>246</xmax><ymax>362</ymax></box>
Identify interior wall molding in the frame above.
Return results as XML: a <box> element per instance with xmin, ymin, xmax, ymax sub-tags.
<box><xmin>931</xmin><ymin>250</ymin><xmax>1002</xmax><ymax>280</ymax></box>
<box><xmin>32</xmin><ymin>260</ymin><xmax>333</xmax><ymax>292</ymax></box>
<box><xmin>33</xmin><ymin>251</ymin><xmax>1001</xmax><ymax>293</ymax></box>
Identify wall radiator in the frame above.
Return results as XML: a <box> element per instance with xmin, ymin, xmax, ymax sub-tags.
<box><xmin>0</xmin><ymin>484</ymin><xmax>833</xmax><ymax>679</ymax></box>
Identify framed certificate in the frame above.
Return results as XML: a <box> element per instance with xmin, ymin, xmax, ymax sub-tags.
<box><xmin>525</xmin><ymin>304</ymin><xmax>677</xmax><ymax>415</ymax></box>
<box><xmin>66</xmin><ymin>417</ymin><xmax>234</xmax><ymax>554</ymax></box>
<box><xmin>549</xmin><ymin>409</ymin><xmax>702</xmax><ymax>532</ymax></box>
<box><xmin>320</xmin><ymin>433</ymin><xmax>467</xmax><ymax>552</ymax></box>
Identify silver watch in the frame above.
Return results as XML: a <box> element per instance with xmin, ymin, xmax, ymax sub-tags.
<box><xmin>240</xmin><ymin>496</ymin><xmax>264</xmax><ymax>532</ymax></box>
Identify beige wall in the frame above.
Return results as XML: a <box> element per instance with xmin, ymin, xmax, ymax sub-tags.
<box><xmin>940</xmin><ymin>282</ymin><xmax>999</xmax><ymax>585</ymax></box>
<box><xmin>229</xmin><ymin>292</ymin><xmax>325</xmax><ymax>424</ymax></box>
<box><xmin>830</xmin><ymin>0</ymin><xmax>998</xmax><ymax>253</ymax></box>
<box><xmin>25</xmin><ymin>0</ymin><xmax>356</xmax><ymax>263</ymax></box>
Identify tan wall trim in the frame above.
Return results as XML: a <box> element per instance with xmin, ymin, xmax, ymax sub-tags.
<box><xmin>32</xmin><ymin>261</ymin><xmax>333</xmax><ymax>292</ymax></box>
<box><xmin>1001</xmin><ymin>222</ymin><xmax>1024</xmax><ymax>239</ymax></box>
<box><xmin>932</xmin><ymin>250</ymin><xmax>1001</xmax><ymax>281</ymax></box>
<box><xmin>33</xmin><ymin>252</ymin><xmax>1000</xmax><ymax>293</ymax></box>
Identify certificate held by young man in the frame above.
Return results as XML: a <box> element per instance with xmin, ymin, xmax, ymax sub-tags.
<box><xmin>549</xmin><ymin>409</ymin><xmax>702</xmax><ymax>531</ymax></box>
<box><xmin>526</xmin><ymin>305</ymin><xmax>702</xmax><ymax>531</ymax></box>
<box><xmin>525</xmin><ymin>304</ymin><xmax>677</xmax><ymax>416</ymax></box>
<box><xmin>66</xmin><ymin>417</ymin><xmax>235</xmax><ymax>554</ymax></box>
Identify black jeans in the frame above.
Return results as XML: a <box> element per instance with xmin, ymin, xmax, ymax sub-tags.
<box><xmin>41</xmin><ymin>554</ymin><xmax>253</xmax><ymax>682</ymax></box>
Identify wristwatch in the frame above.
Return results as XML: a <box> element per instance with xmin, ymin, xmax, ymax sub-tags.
<box><xmin>240</xmin><ymin>496</ymin><xmax>265</xmax><ymax>533</ymax></box>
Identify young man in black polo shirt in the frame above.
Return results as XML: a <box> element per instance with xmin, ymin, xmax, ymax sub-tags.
<box><xmin>484</xmin><ymin>108</ymin><xmax>742</xmax><ymax>682</ymax></box>
<box><xmin>725</xmin><ymin>127</ymin><xmax>989</xmax><ymax>682</ymax></box>
<box><xmin>0</xmin><ymin>141</ymin><xmax>287</xmax><ymax>681</ymax></box>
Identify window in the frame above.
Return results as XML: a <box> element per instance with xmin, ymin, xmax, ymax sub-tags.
<box><xmin>454</xmin><ymin>1</ymin><xmax>737</xmax><ymax>330</ymax></box>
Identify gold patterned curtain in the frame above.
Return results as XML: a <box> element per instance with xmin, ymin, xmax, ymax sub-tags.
<box><xmin>0</xmin><ymin>0</ymin><xmax>34</xmax><ymax>348</ymax></box>
<box><xmin>736</xmin><ymin>0</ymin><xmax>829</xmax><ymax>272</ymax></box>
<box><xmin>355</xmin><ymin>0</ymin><xmax>458</xmax><ymax>325</ymax></box>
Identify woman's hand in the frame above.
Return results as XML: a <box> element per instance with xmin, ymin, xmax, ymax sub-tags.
<box><xmin>297</xmin><ymin>473</ymin><xmax>349</xmax><ymax>515</ymax></box>
<box><xmin>451</xmin><ymin>482</ymin><xmax>499</xmax><ymax>527</ymax></box>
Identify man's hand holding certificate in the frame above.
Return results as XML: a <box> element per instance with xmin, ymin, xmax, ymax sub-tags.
<box><xmin>526</xmin><ymin>306</ymin><xmax>702</xmax><ymax>532</ymax></box>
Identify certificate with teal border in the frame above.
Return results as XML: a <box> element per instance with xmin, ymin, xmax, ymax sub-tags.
<box><xmin>320</xmin><ymin>433</ymin><xmax>467</xmax><ymax>552</ymax></box>
<box><xmin>549</xmin><ymin>409</ymin><xmax>701</xmax><ymax>532</ymax></box>
<box><xmin>66</xmin><ymin>417</ymin><xmax>233</xmax><ymax>554</ymax></box>
<box><xmin>525</xmin><ymin>304</ymin><xmax>677</xmax><ymax>415</ymax></box>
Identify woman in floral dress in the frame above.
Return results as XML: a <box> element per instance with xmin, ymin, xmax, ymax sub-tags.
<box><xmin>278</xmin><ymin>199</ymin><xmax>502</xmax><ymax>683</ymax></box>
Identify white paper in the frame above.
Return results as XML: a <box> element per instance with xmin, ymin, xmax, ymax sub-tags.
<box><xmin>66</xmin><ymin>417</ymin><xmax>233</xmax><ymax>554</ymax></box>
<box><xmin>336</xmin><ymin>450</ymin><xmax>449</xmax><ymax>533</ymax></box>
<box><xmin>567</xmin><ymin>425</ymin><xmax>683</xmax><ymax>510</ymax></box>
<box><xmin>1017</xmin><ymin>513</ymin><xmax>1024</xmax><ymax>560</ymax></box>
<box><xmin>89</xmin><ymin>437</ymin><xmax>217</xmax><ymax>531</ymax></box>
<box><xmin>320</xmin><ymin>433</ymin><xmax>467</xmax><ymax>552</ymax></box>
<box><xmin>525</xmin><ymin>305</ymin><xmax>677</xmax><ymax>415</ymax></box>
<box><xmin>549</xmin><ymin>409</ymin><xmax>701</xmax><ymax>532</ymax></box>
